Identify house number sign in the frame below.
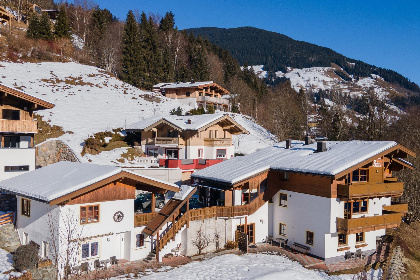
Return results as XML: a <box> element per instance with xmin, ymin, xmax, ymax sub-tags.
<box><xmin>113</xmin><ymin>211</ymin><xmax>124</xmax><ymax>222</ymax></box>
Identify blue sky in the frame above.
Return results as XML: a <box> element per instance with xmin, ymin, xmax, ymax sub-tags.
<box><xmin>90</xmin><ymin>1</ymin><xmax>420</xmax><ymax>85</ymax></box>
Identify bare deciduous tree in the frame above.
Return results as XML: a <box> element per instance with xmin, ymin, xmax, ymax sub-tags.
<box><xmin>47</xmin><ymin>207</ymin><xmax>83</xmax><ymax>279</ymax></box>
<box><xmin>191</xmin><ymin>225</ymin><xmax>210</xmax><ymax>255</ymax></box>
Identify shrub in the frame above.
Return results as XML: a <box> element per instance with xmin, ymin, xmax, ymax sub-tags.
<box><xmin>224</xmin><ymin>240</ymin><xmax>238</xmax><ymax>250</ymax></box>
<box><xmin>13</xmin><ymin>242</ymin><xmax>40</xmax><ymax>271</ymax></box>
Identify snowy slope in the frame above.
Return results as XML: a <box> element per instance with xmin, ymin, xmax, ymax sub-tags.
<box><xmin>0</xmin><ymin>62</ymin><xmax>275</xmax><ymax>165</ymax></box>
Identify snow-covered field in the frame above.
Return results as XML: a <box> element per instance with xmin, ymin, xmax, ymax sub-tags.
<box><xmin>0</xmin><ymin>62</ymin><xmax>276</xmax><ymax>165</ymax></box>
<box><xmin>109</xmin><ymin>253</ymin><xmax>382</xmax><ymax>280</ymax></box>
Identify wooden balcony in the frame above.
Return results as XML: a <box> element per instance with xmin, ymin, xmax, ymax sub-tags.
<box><xmin>383</xmin><ymin>203</ymin><xmax>408</xmax><ymax>213</ymax></box>
<box><xmin>196</xmin><ymin>96</ymin><xmax>230</xmax><ymax>106</ymax></box>
<box><xmin>0</xmin><ymin>119</ymin><xmax>37</xmax><ymax>133</ymax></box>
<box><xmin>155</xmin><ymin>137</ymin><xmax>179</xmax><ymax>146</ymax></box>
<box><xmin>203</xmin><ymin>138</ymin><xmax>232</xmax><ymax>147</ymax></box>
<box><xmin>337</xmin><ymin>213</ymin><xmax>403</xmax><ymax>234</ymax></box>
<box><xmin>337</xmin><ymin>182</ymin><xmax>404</xmax><ymax>200</ymax></box>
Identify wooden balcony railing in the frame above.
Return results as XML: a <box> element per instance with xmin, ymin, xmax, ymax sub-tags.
<box><xmin>337</xmin><ymin>182</ymin><xmax>404</xmax><ymax>200</ymax></box>
<box><xmin>0</xmin><ymin>119</ymin><xmax>37</xmax><ymax>133</ymax></box>
<box><xmin>383</xmin><ymin>203</ymin><xmax>408</xmax><ymax>213</ymax></box>
<box><xmin>337</xmin><ymin>212</ymin><xmax>403</xmax><ymax>234</ymax></box>
<box><xmin>134</xmin><ymin>212</ymin><xmax>158</xmax><ymax>227</ymax></box>
<box><xmin>0</xmin><ymin>212</ymin><xmax>13</xmax><ymax>226</ymax></box>
<box><xmin>196</xmin><ymin>96</ymin><xmax>230</xmax><ymax>105</ymax></box>
<box><xmin>203</xmin><ymin>138</ymin><xmax>233</xmax><ymax>147</ymax></box>
<box><xmin>155</xmin><ymin>137</ymin><xmax>179</xmax><ymax>145</ymax></box>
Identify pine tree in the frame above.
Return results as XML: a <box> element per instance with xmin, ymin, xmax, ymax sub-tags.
<box><xmin>120</xmin><ymin>10</ymin><xmax>141</xmax><ymax>87</ymax></box>
<box><xmin>38</xmin><ymin>13</ymin><xmax>53</xmax><ymax>40</ymax></box>
<box><xmin>27</xmin><ymin>14</ymin><xmax>40</xmax><ymax>38</ymax></box>
<box><xmin>54</xmin><ymin>6</ymin><xmax>71</xmax><ymax>39</ymax></box>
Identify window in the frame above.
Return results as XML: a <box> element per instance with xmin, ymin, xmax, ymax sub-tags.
<box><xmin>198</xmin><ymin>148</ymin><xmax>203</xmax><ymax>159</ymax></box>
<box><xmin>166</xmin><ymin>149</ymin><xmax>179</xmax><ymax>159</ymax></box>
<box><xmin>21</xmin><ymin>198</ymin><xmax>30</xmax><ymax>217</ymax></box>
<box><xmin>2</xmin><ymin>109</ymin><xmax>20</xmax><ymax>120</ymax></box>
<box><xmin>209</xmin><ymin>130</ymin><xmax>213</xmax><ymax>138</ymax></box>
<box><xmin>352</xmin><ymin>169</ymin><xmax>368</xmax><ymax>182</ymax></box>
<box><xmin>353</xmin><ymin>200</ymin><xmax>368</xmax><ymax>213</ymax></box>
<box><xmin>186</xmin><ymin>91</ymin><xmax>190</xmax><ymax>97</ymax></box>
<box><xmin>5</xmin><ymin>165</ymin><xmax>29</xmax><ymax>172</ymax></box>
<box><xmin>279</xmin><ymin>193</ymin><xmax>288</xmax><ymax>207</ymax></box>
<box><xmin>279</xmin><ymin>223</ymin><xmax>286</xmax><ymax>236</ymax></box>
<box><xmin>344</xmin><ymin>202</ymin><xmax>351</xmax><ymax>219</ymax></box>
<box><xmin>216</xmin><ymin>149</ymin><xmax>226</xmax><ymax>158</ymax></box>
<box><xmin>215</xmin><ymin>130</ymin><xmax>219</xmax><ymax>138</ymax></box>
<box><xmin>3</xmin><ymin>136</ymin><xmax>20</xmax><ymax>148</ymax></box>
<box><xmin>282</xmin><ymin>172</ymin><xmax>289</xmax><ymax>181</ymax></box>
<box><xmin>306</xmin><ymin>231</ymin><xmax>314</xmax><ymax>246</ymax></box>
<box><xmin>147</xmin><ymin>148</ymin><xmax>158</xmax><ymax>157</ymax></box>
<box><xmin>81</xmin><ymin>241</ymin><xmax>99</xmax><ymax>259</ymax></box>
<box><xmin>356</xmin><ymin>232</ymin><xmax>364</xmax><ymax>243</ymax></box>
<box><xmin>136</xmin><ymin>234</ymin><xmax>145</xmax><ymax>247</ymax></box>
<box><xmin>80</xmin><ymin>205</ymin><xmax>99</xmax><ymax>224</ymax></box>
<box><xmin>338</xmin><ymin>234</ymin><xmax>347</xmax><ymax>246</ymax></box>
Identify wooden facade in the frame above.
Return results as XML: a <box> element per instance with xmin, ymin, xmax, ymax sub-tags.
<box><xmin>66</xmin><ymin>181</ymin><xmax>136</xmax><ymax>205</ymax></box>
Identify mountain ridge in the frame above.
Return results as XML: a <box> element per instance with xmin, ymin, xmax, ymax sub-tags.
<box><xmin>185</xmin><ymin>26</ymin><xmax>420</xmax><ymax>95</ymax></box>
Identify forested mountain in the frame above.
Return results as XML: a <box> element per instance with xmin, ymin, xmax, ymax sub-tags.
<box><xmin>186</xmin><ymin>27</ymin><xmax>420</xmax><ymax>94</ymax></box>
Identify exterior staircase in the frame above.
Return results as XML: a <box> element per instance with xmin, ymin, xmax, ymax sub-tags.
<box><xmin>143</xmin><ymin>184</ymin><xmax>281</xmax><ymax>260</ymax></box>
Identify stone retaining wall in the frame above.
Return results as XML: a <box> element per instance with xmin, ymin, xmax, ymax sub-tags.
<box><xmin>36</xmin><ymin>140</ymin><xmax>80</xmax><ymax>168</ymax></box>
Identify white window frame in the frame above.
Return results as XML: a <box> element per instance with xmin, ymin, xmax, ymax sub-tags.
<box><xmin>147</xmin><ymin>148</ymin><xmax>158</xmax><ymax>157</ymax></box>
<box><xmin>81</xmin><ymin>241</ymin><xmax>99</xmax><ymax>260</ymax></box>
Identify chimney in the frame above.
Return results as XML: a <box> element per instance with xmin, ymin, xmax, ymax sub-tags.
<box><xmin>305</xmin><ymin>135</ymin><xmax>311</xmax><ymax>145</ymax></box>
<box><xmin>317</xmin><ymin>141</ymin><xmax>327</xmax><ymax>152</ymax></box>
<box><xmin>286</xmin><ymin>139</ymin><xmax>291</xmax><ymax>149</ymax></box>
<box><xmin>187</xmin><ymin>119</ymin><xmax>192</xmax><ymax>124</ymax></box>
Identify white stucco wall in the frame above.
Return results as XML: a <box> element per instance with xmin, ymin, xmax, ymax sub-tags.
<box><xmin>272</xmin><ymin>190</ymin><xmax>330</xmax><ymax>259</ymax></box>
<box><xmin>204</xmin><ymin>146</ymin><xmax>235</xmax><ymax>160</ymax></box>
<box><xmin>0</xmin><ymin>148</ymin><xmax>35</xmax><ymax>180</ymax></box>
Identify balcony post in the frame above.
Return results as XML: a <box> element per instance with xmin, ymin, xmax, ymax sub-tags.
<box><xmin>151</xmin><ymin>193</ymin><xmax>156</xmax><ymax>213</ymax></box>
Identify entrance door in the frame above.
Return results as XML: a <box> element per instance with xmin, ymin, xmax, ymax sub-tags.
<box><xmin>237</xmin><ymin>223</ymin><xmax>255</xmax><ymax>244</ymax></box>
<box><xmin>116</xmin><ymin>233</ymin><xmax>125</xmax><ymax>259</ymax></box>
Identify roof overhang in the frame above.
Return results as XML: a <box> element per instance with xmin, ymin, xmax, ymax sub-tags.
<box><xmin>49</xmin><ymin>171</ymin><xmax>179</xmax><ymax>206</ymax></box>
<box><xmin>333</xmin><ymin>144</ymin><xmax>416</xmax><ymax>179</ymax></box>
<box><xmin>0</xmin><ymin>84</ymin><xmax>55</xmax><ymax>110</ymax></box>
<box><xmin>197</xmin><ymin>115</ymin><xmax>249</xmax><ymax>135</ymax></box>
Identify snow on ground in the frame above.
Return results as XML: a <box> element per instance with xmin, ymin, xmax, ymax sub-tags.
<box><xmin>0</xmin><ymin>248</ymin><xmax>15</xmax><ymax>280</ymax></box>
<box><xmin>0</xmin><ymin>62</ymin><xmax>275</xmax><ymax>165</ymax></box>
<box><xmin>110</xmin><ymin>253</ymin><xmax>382</xmax><ymax>280</ymax></box>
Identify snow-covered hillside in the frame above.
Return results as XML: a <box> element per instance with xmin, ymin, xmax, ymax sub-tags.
<box><xmin>0</xmin><ymin>62</ymin><xmax>275</xmax><ymax>165</ymax></box>
<box><xmin>248</xmin><ymin>64</ymin><xmax>403</xmax><ymax>102</ymax></box>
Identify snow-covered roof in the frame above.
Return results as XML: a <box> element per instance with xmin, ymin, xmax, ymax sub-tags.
<box><xmin>0</xmin><ymin>161</ymin><xmax>178</xmax><ymax>203</ymax></box>
<box><xmin>192</xmin><ymin>141</ymin><xmax>398</xmax><ymax>184</ymax></box>
<box><xmin>127</xmin><ymin>113</ymin><xmax>248</xmax><ymax>133</ymax></box>
<box><xmin>154</xmin><ymin>81</ymin><xmax>214</xmax><ymax>89</ymax></box>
